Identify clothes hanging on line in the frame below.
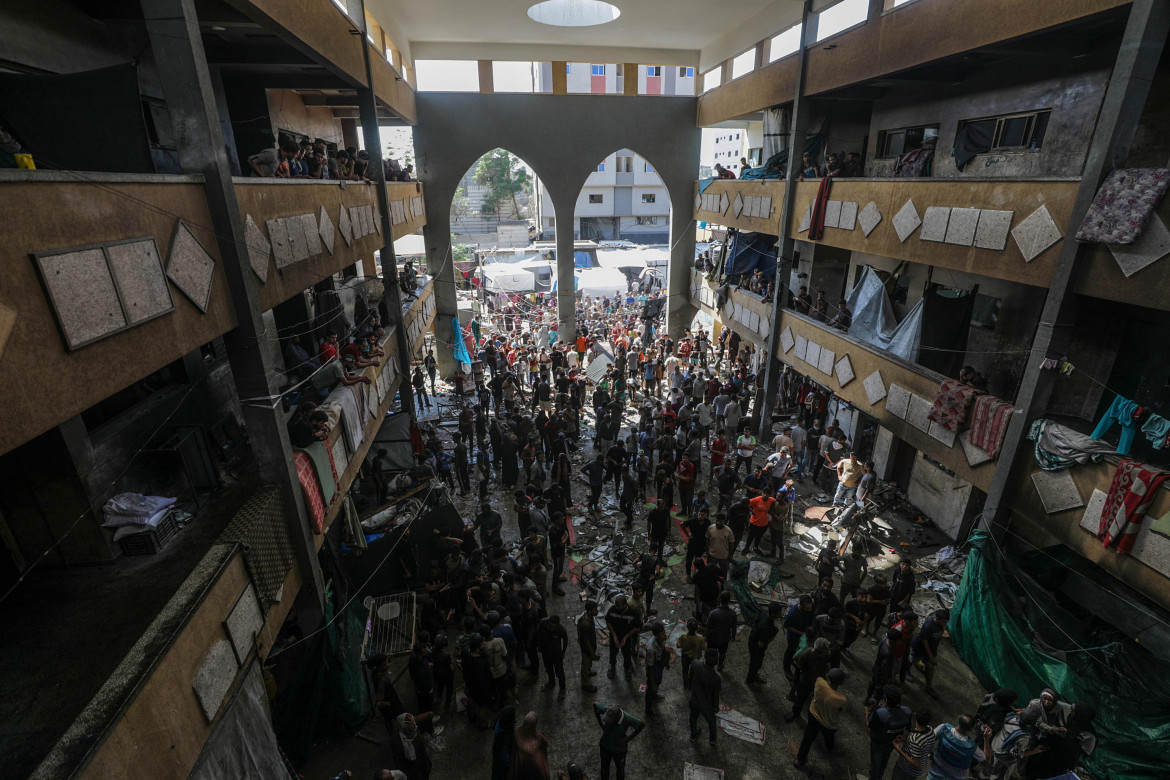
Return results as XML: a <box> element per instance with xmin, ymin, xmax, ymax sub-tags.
<box><xmin>807</xmin><ymin>176</ymin><xmax>833</xmax><ymax>241</ymax></box>
<box><xmin>1090</xmin><ymin>395</ymin><xmax>1140</xmax><ymax>456</ymax></box>
<box><xmin>969</xmin><ymin>395</ymin><xmax>1014</xmax><ymax>459</ymax></box>
<box><xmin>1098</xmin><ymin>459</ymin><xmax>1169</xmax><ymax>554</ymax></box>
<box><xmin>1026</xmin><ymin>418</ymin><xmax>1115</xmax><ymax>471</ymax></box>
<box><xmin>928</xmin><ymin>378</ymin><xmax>986</xmax><ymax>432</ymax></box>
<box><xmin>1141</xmin><ymin>413</ymin><xmax>1170</xmax><ymax>450</ymax></box>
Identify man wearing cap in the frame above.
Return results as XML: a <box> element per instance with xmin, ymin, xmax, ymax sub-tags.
<box><xmin>593</xmin><ymin>702</ymin><xmax>644</xmax><ymax>780</ymax></box>
<box><xmin>794</xmin><ymin>667</ymin><xmax>848</xmax><ymax>768</ymax></box>
<box><xmin>746</xmin><ymin>601</ymin><xmax>782</xmax><ymax>689</ymax></box>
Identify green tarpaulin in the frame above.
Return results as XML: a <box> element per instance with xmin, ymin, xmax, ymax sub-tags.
<box><xmin>951</xmin><ymin>531</ymin><xmax>1170</xmax><ymax>780</ymax></box>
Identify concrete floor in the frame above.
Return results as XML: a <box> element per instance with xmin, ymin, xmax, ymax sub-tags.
<box><xmin>300</xmin><ymin>384</ymin><xmax>987</xmax><ymax>780</ymax></box>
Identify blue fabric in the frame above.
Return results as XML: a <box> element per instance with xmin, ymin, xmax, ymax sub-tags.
<box><xmin>698</xmin><ymin>177</ymin><xmax>716</xmax><ymax>193</ymax></box>
<box><xmin>1141</xmin><ymin>413</ymin><xmax>1170</xmax><ymax>449</ymax></box>
<box><xmin>1090</xmin><ymin>395</ymin><xmax>1139</xmax><ymax>455</ymax></box>
<box><xmin>723</xmin><ymin>231</ymin><xmax>778</xmax><ymax>281</ymax></box>
<box><xmin>452</xmin><ymin>318</ymin><xmax>471</xmax><ymax>366</ymax></box>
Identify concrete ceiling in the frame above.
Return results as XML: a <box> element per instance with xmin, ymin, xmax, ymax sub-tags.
<box><xmin>369</xmin><ymin>0</ymin><xmax>832</xmax><ymax>72</ymax></box>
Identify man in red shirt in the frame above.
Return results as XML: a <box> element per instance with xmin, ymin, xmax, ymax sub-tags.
<box><xmin>319</xmin><ymin>331</ymin><xmax>340</xmax><ymax>364</ymax></box>
<box><xmin>745</xmin><ymin>494</ymin><xmax>776</xmax><ymax>555</ymax></box>
<box><xmin>339</xmin><ymin>336</ymin><xmax>377</xmax><ymax>368</ymax></box>
<box><xmin>709</xmin><ymin>430</ymin><xmax>729</xmax><ymax>483</ymax></box>
<box><xmin>676</xmin><ymin>453</ymin><xmax>697</xmax><ymax>510</ymax></box>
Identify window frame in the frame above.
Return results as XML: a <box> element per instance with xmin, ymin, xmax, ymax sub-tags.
<box><xmin>875</xmin><ymin>123</ymin><xmax>940</xmax><ymax>159</ymax></box>
<box><xmin>588</xmin><ymin>193</ymin><xmax>604</xmax><ymax>204</ymax></box>
<box><xmin>647</xmin><ymin>65</ymin><xmax>662</xmax><ymax>77</ymax></box>
<box><xmin>641</xmin><ymin>193</ymin><xmax>656</xmax><ymax>204</ymax></box>
<box><xmin>591</xmin><ymin>64</ymin><xmax>605</xmax><ymax>76</ymax></box>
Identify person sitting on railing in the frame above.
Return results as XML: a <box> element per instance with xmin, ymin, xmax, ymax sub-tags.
<box><xmin>247</xmin><ymin>138</ymin><xmax>297</xmax><ymax>177</ymax></box>
<box><xmin>819</xmin><ymin>153</ymin><xmax>844</xmax><ymax>179</ymax></box>
<box><xmin>829</xmin><ymin>299</ymin><xmax>852</xmax><ymax>332</ymax></box>
<box><xmin>340</xmin><ymin>335</ymin><xmax>379</xmax><ymax>368</ymax></box>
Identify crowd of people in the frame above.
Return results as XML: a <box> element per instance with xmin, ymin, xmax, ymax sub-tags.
<box><xmin>248</xmin><ymin>135</ymin><xmax>414</xmax><ymax>182</ymax></box>
<box><xmin>344</xmin><ymin>292</ymin><xmax>1096</xmax><ymax>780</ymax></box>
<box><xmin>711</xmin><ymin>150</ymin><xmax>863</xmax><ymax>181</ymax></box>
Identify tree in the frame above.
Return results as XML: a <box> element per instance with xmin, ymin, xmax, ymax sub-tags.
<box><xmin>450</xmin><ymin>186</ymin><xmax>471</xmax><ymax>225</ymax></box>
<box><xmin>474</xmin><ymin>149</ymin><xmax>531</xmax><ymax>220</ymax></box>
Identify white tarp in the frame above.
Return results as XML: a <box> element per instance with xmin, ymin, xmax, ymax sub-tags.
<box><xmin>577</xmin><ymin>267</ymin><xmax>629</xmax><ymax>299</ymax></box>
<box><xmin>597</xmin><ymin>247</ymin><xmax>670</xmax><ymax>269</ymax></box>
<box><xmin>479</xmin><ymin>263</ymin><xmax>535</xmax><ymax>292</ymax></box>
<box><xmin>392</xmin><ymin>233</ymin><xmax>426</xmax><ymax>258</ymax></box>
<box><xmin>845</xmin><ymin>266</ymin><xmax>923</xmax><ymax>362</ymax></box>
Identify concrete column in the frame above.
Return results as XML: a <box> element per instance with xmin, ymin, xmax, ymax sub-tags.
<box><xmin>623</xmin><ymin>64</ymin><xmax>638</xmax><ymax>96</ymax></box>
<box><xmin>419</xmin><ymin>193</ymin><xmax>459</xmax><ymax>376</ymax></box>
<box><xmin>141</xmin><ymin>0</ymin><xmax>324</xmax><ymax>608</ymax></box>
<box><xmin>554</xmin><ymin>194</ymin><xmax>578</xmax><ymax>342</ymax></box>
<box><xmin>759</xmin><ymin>0</ymin><xmax>814</xmax><ymax>440</ymax></box>
<box><xmin>664</xmin><ymin>186</ymin><xmax>698</xmax><ymax>339</ymax></box>
<box><xmin>551</xmin><ymin>62</ymin><xmax>568</xmax><ymax>94</ymax></box>
<box><xmin>341</xmin><ymin>118</ymin><xmax>360</xmax><ymax>150</ymax></box>
<box><xmin>977</xmin><ymin>0</ymin><xmax>1170</xmax><ymax>542</ymax></box>
<box><xmin>478</xmin><ymin>60</ymin><xmax>495</xmax><ymax>94</ymax></box>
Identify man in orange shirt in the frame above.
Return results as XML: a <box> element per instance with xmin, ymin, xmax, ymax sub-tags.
<box><xmin>576</xmin><ymin>334</ymin><xmax>588</xmax><ymax>365</ymax></box>
<box><xmin>745</xmin><ymin>493</ymin><xmax>776</xmax><ymax>555</ymax></box>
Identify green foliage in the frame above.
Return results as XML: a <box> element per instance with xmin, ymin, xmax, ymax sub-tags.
<box><xmin>451</xmin><ymin>236</ymin><xmax>474</xmax><ymax>265</ymax></box>
<box><xmin>473</xmin><ymin>149</ymin><xmax>531</xmax><ymax>220</ymax></box>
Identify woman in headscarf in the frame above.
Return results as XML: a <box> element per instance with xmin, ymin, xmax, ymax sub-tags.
<box><xmin>389</xmin><ymin>712</ymin><xmax>432</xmax><ymax>779</ymax></box>
<box><xmin>491</xmin><ymin>706</ymin><xmax>517</xmax><ymax>780</ymax></box>
<box><xmin>510</xmin><ymin>711</ymin><xmax>550</xmax><ymax>780</ymax></box>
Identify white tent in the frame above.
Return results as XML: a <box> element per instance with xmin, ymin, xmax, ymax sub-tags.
<box><xmin>576</xmin><ymin>267</ymin><xmax>628</xmax><ymax>299</ymax></box>
<box><xmin>392</xmin><ymin>234</ymin><xmax>426</xmax><ymax>258</ymax></box>
<box><xmin>479</xmin><ymin>263</ymin><xmax>535</xmax><ymax>292</ymax></box>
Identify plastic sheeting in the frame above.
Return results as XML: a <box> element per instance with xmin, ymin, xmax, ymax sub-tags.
<box><xmin>576</xmin><ymin>267</ymin><xmax>629</xmax><ymax>299</ymax></box>
<box><xmin>723</xmin><ymin>231</ymin><xmax>778</xmax><ymax>282</ymax></box>
<box><xmin>272</xmin><ymin>589</ymin><xmax>370</xmax><ymax>764</ymax></box>
<box><xmin>844</xmin><ymin>266</ymin><xmax>923</xmax><ymax>361</ymax></box>
<box><xmin>371</xmin><ymin>411</ymin><xmax>418</xmax><ymax>472</ymax></box>
<box><xmin>190</xmin><ymin>663</ymin><xmax>290</xmax><ymax>780</ymax></box>
<box><xmin>950</xmin><ymin>531</ymin><xmax>1170</xmax><ymax>780</ymax></box>
<box><xmin>479</xmin><ymin>263</ymin><xmax>535</xmax><ymax>292</ymax></box>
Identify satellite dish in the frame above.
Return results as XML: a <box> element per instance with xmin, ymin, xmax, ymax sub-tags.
<box><xmin>376</xmin><ymin>602</ymin><xmax>401</xmax><ymax>621</ymax></box>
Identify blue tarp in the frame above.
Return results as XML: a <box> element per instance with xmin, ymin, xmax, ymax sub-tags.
<box><xmin>723</xmin><ymin>231</ymin><xmax>778</xmax><ymax>282</ymax></box>
<box><xmin>451</xmin><ymin>317</ymin><xmax>471</xmax><ymax>366</ymax></box>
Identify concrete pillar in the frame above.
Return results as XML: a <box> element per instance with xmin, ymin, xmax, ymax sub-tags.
<box><xmin>141</xmin><ymin>0</ymin><xmax>324</xmax><ymax>609</ymax></box>
<box><xmin>551</xmin><ymin>62</ymin><xmax>568</xmax><ymax>94</ymax></box>
<box><xmin>554</xmin><ymin>194</ymin><xmax>578</xmax><ymax>343</ymax></box>
<box><xmin>977</xmin><ymin>0</ymin><xmax>1170</xmax><ymax>542</ymax></box>
<box><xmin>623</xmin><ymin>64</ymin><xmax>638</xmax><ymax>96</ymax></box>
<box><xmin>664</xmin><ymin>188</ymin><xmax>698</xmax><ymax>339</ymax></box>
<box><xmin>341</xmin><ymin>118</ymin><xmax>360</xmax><ymax>151</ymax></box>
<box><xmin>760</xmin><ymin>0</ymin><xmax>814</xmax><ymax>440</ymax></box>
<box><xmin>478</xmin><ymin>60</ymin><xmax>495</xmax><ymax>93</ymax></box>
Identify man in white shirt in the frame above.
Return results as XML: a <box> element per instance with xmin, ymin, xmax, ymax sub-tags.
<box><xmin>734</xmin><ymin>431</ymin><xmax>757</xmax><ymax>474</ymax></box>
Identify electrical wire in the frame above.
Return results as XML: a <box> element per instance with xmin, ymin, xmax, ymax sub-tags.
<box><xmin>266</xmin><ymin>484</ymin><xmax>435</xmax><ymax>660</ymax></box>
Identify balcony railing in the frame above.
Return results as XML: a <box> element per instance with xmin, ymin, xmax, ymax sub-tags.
<box><xmin>695</xmin><ymin>177</ymin><xmax>1082</xmax><ymax>287</ymax></box>
<box><xmin>0</xmin><ymin>171</ymin><xmax>426</xmax><ymax>458</ymax></box>
<box><xmin>690</xmin><ymin>270</ymin><xmax>774</xmax><ymax>344</ymax></box>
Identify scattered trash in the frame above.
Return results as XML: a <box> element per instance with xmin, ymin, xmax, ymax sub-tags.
<box><xmin>683</xmin><ymin>763</ymin><xmax>725</xmax><ymax>780</ymax></box>
<box><xmin>716</xmin><ymin>705</ymin><xmax>766</xmax><ymax>745</ymax></box>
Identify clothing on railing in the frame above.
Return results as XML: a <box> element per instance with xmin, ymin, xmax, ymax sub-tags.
<box><xmin>1141</xmin><ymin>413</ymin><xmax>1170</xmax><ymax>450</ymax></box>
<box><xmin>294</xmin><ymin>451</ymin><xmax>326</xmax><ymax>532</ymax></box>
<box><xmin>1090</xmin><ymin>395</ymin><xmax>1140</xmax><ymax>456</ymax></box>
<box><xmin>1075</xmin><ymin>167</ymin><xmax>1170</xmax><ymax>245</ymax></box>
<box><xmin>300</xmin><ymin>442</ymin><xmax>337</xmax><ymax>506</ymax></box>
<box><xmin>968</xmin><ymin>395</ymin><xmax>1014</xmax><ymax>459</ymax></box>
<box><xmin>808</xmin><ymin>176</ymin><xmax>832</xmax><ymax>241</ymax></box>
<box><xmin>928</xmin><ymin>378</ymin><xmax>985</xmax><ymax>432</ymax></box>
<box><xmin>893</xmin><ymin>148</ymin><xmax>934</xmax><ymax>177</ymax></box>
<box><xmin>1098</xmin><ymin>459</ymin><xmax>1169</xmax><ymax>554</ymax></box>
<box><xmin>1026</xmin><ymin>418</ymin><xmax>1115</xmax><ymax>471</ymax></box>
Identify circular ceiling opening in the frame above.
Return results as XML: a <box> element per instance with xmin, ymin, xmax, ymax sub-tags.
<box><xmin>527</xmin><ymin>0</ymin><xmax>621</xmax><ymax>28</ymax></box>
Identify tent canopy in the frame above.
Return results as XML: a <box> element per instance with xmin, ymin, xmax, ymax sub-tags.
<box><xmin>478</xmin><ymin>263</ymin><xmax>535</xmax><ymax>292</ymax></box>
<box><xmin>392</xmin><ymin>233</ymin><xmax>426</xmax><ymax>257</ymax></box>
<box><xmin>576</xmin><ymin>267</ymin><xmax>628</xmax><ymax>299</ymax></box>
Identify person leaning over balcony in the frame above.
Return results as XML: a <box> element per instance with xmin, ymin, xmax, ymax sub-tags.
<box><xmin>311</xmin><ymin>354</ymin><xmax>371</xmax><ymax>399</ymax></box>
<box><xmin>830</xmin><ymin>299</ymin><xmax>853</xmax><ymax>332</ymax></box>
<box><xmin>798</xmin><ymin>153</ymin><xmax>819</xmax><ymax>181</ymax></box>
<box><xmin>248</xmin><ymin>138</ymin><xmax>297</xmax><ymax>177</ymax></box>
<box><xmin>714</xmin><ymin>163</ymin><xmax>736</xmax><ymax>179</ymax></box>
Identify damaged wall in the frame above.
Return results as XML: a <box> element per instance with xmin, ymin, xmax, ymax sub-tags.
<box><xmin>908</xmin><ymin>454</ymin><xmax>979</xmax><ymax>540</ymax></box>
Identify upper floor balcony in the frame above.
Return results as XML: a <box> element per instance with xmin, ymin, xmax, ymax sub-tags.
<box><xmin>690</xmin><ymin>270</ymin><xmax>1000</xmax><ymax>491</ymax></box>
<box><xmin>696</xmin><ymin>177</ymin><xmax>1082</xmax><ymax>287</ymax></box>
<box><xmin>696</xmin><ymin>0</ymin><xmax>1129</xmax><ymax>126</ymax></box>
<box><xmin>0</xmin><ymin>171</ymin><xmax>426</xmax><ymax>457</ymax></box>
